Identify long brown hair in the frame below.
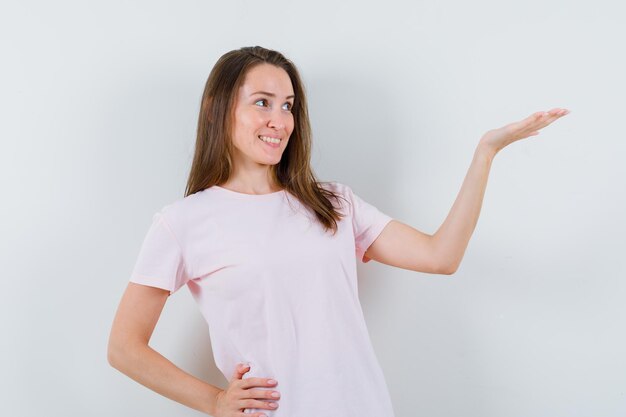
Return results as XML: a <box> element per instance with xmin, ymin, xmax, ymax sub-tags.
<box><xmin>185</xmin><ymin>46</ymin><xmax>345</xmax><ymax>235</ymax></box>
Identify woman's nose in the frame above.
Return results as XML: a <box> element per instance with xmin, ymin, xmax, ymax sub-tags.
<box><xmin>267</xmin><ymin>110</ymin><xmax>288</xmax><ymax>130</ymax></box>
<box><xmin>268</xmin><ymin>118</ymin><xmax>284</xmax><ymax>130</ymax></box>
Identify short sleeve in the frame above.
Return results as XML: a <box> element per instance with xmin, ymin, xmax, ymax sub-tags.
<box><xmin>129</xmin><ymin>212</ymin><xmax>191</xmax><ymax>295</ymax></box>
<box><xmin>341</xmin><ymin>184</ymin><xmax>393</xmax><ymax>263</ymax></box>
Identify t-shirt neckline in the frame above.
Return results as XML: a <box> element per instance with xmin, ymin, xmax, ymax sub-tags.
<box><xmin>212</xmin><ymin>185</ymin><xmax>286</xmax><ymax>198</ymax></box>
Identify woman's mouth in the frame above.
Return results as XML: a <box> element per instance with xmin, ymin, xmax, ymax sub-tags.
<box><xmin>258</xmin><ymin>135</ymin><xmax>282</xmax><ymax>148</ymax></box>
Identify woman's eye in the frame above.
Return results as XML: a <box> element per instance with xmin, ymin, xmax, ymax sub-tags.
<box><xmin>255</xmin><ymin>99</ymin><xmax>292</xmax><ymax>112</ymax></box>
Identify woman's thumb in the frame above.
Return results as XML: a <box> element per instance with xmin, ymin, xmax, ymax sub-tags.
<box><xmin>231</xmin><ymin>362</ymin><xmax>250</xmax><ymax>381</ymax></box>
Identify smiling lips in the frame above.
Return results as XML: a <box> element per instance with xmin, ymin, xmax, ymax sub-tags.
<box><xmin>258</xmin><ymin>135</ymin><xmax>282</xmax><ymax>148</ymax></box>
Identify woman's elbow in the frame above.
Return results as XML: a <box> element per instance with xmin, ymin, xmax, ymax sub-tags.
<box><xmin>436</xmin><ymin>261</ymin><xmax>459</xmax><ymax>275</ymax></box>
<box><xmin>444</xmin><ymin>263</ymin><xmax>459</xmax><ymax>275</ymax></box>
<box><xmin>442</xmin><ymin>266</ymin><xmax>458</xmax><ymax>275</ymax></box>
<box><xmin>107</xmin><ymin>336</ymin><xmax>125</xmax><ymax>370</ymax></box>
<box><xmin>107</xmin><ymin>332</ymin><xmax>141</xmax><ymax>371</ymax></box>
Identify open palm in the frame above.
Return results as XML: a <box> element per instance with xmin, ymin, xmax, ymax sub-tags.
<box><xmin>480</xmin><ymin>107</ymin><xmax>570</xmax><ymax>154</ymax></box>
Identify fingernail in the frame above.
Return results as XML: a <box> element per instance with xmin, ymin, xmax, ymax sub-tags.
<box><xmin>268</xmin><ymin>379</ymin><xmax>277</xmax><ymax>384</ymax></box>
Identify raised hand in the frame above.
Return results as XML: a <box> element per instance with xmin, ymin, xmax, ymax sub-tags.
<box><xmin>479</xmin><ymin>107</ymin><xmax>570</xmax><ymax>155</ymax></box>
<box><xmin>213</xmin><ymin>363</ymin><xmax>280</xmax><ymax>417</ymax></box>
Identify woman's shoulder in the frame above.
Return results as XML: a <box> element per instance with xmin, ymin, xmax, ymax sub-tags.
<box><xmin>317</xmin><ymin>181</ymin><xmax>357</xmax><ymax>215</ymax></box>
<box><xmin>152</xmin><ymin>188</ymin><xmax>215</xmax><ymax>229</ymax></box>
<box><xmin>159</xmin><ymin>188</ymin><xmax>205</xmax><ymax>212</ymax></box>
<box><xmin>319</xmin><ymin>181</ymin><xmax>362</xmax><ymax>203</ymax></box>
<box><xmin>318</xmin><ymin>180</ymin><xmax>349</xmax><ymax>194</ymax></box>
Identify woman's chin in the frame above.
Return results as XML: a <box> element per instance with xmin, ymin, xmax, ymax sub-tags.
<box><xmin>260</xmin><ymin>154</ymin><xmax>284</xmax><ymax>165</ymax></box>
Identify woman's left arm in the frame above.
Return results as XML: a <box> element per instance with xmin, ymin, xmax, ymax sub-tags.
<box><xmin>365</xmin><ymin>107</ymin><xmax>570</xmax><ymax>274</ymax></box>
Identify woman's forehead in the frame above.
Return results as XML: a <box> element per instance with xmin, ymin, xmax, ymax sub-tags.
<box><xmin>240</xmin><ymin>64</ymin><xmax>294</xmax><ymax>97</ymax></box>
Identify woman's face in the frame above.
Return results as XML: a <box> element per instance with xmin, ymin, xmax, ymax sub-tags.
<box><xmin>230</xmin><ymin>63</ymin><xmax>295</xmax><ymax>170</ymax></box>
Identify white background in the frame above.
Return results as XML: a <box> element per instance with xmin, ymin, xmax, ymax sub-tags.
<box><xmin>1</xmin><ymin>1</ymin><xmax>624</xmax><ymax>416</ymax></box>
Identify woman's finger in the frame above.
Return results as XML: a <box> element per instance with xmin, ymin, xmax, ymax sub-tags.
<box><xmin>527</xmin><ymin>109</ymin><xmax>568</xmax><ymax>132</ymax></box>
<box><xmin>522</xmin><ymin>112</ymin><xmax>549</xmax><ymax>130</ymax></box>
<box><xmin>541</xmin><ymin>112</ymin><xmax>567</xmax><ymax>128</ymax></box>
<box><xmin>230</xmin><ymin>363</ymin><xmax>250</xmax><ymax>383</ymax></box>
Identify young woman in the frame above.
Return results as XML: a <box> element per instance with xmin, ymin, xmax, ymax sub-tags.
<box><xmin>107</xmin><ymin>46</ymin><xmax>569</xmax><ymax>417</ymax></box>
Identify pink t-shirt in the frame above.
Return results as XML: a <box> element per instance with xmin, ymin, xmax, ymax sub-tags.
<box><xmin>129</xmin><ymin>181</ymin><xmax>395</xmax><ymax>416</ymax></box>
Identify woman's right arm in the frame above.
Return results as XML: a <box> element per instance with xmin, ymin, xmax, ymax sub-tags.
<box><xmin>107</xmin><ymin>282</ymin><xmax>222</xmax><ymax>415</ymax></box>
<box><xmin>108</xmin><ymin>282</ymin><xmax>281</xmax><ymax>416</ymax></box>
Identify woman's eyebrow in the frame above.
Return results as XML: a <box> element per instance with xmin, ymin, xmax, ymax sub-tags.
<box><xmin>251</xmin><ymin>91</ymin><xmax>295</xmax><ymax>99</ymax></box>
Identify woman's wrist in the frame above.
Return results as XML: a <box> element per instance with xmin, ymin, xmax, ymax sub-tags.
<box><xmin>476</xmin><ymin>138</ymin><xmax>499</xmax><ymax>161</ymax></box>
<box><xmin>203</xmin><ymin>386</ymin><xmax>225</xmax><ymax>416</ymax></box>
